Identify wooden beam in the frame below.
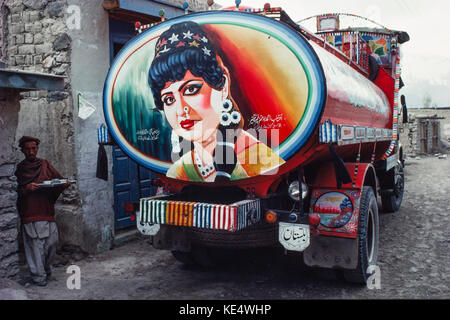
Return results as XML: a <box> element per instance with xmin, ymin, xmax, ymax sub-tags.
<box><xmin>0</xmin><ymin>69</ymin><xmax>65</xmax><ymax>91</ymax></box>
<box><xmin>103</xmin><ymin>0</ymin><xmax>120</xmax><ymax>10</ymax></box>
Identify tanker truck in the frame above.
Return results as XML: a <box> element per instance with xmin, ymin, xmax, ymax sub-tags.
<box><xmin>102</xmin><ymin>3</ymin><xmax>409</xmax><ymax>284</ymax></box>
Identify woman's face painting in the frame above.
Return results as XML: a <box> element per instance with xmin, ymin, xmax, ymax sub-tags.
<box><xmin>160</xmin><ymin>70</ymin><xmax>225</xmax><ymax>144</ymax></box>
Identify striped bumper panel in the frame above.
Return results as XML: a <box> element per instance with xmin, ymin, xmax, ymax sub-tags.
<box><xmin>139</xmin><ymin>198</ymin><xmax>261</xmax><ymax>232</ymax></box>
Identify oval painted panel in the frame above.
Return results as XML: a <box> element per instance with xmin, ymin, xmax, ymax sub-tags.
<box><xmin>314</xmin><ymin>192</ymin><xmax>354</xmax><ymax>228</ymax></box>
<box><xmin>103</xmin><ymin>11</ymin><xmax>326</xmax><ymax>182</ymax></box>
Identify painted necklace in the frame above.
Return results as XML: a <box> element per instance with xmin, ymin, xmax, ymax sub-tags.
<box><xmin>194</xmin><ymin>149</ymin><xmax>216</xmax><ymax>179</ymax></box>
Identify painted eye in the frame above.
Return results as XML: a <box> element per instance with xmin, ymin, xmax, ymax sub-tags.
<box><xmin>162</xmin><ymin>95</ymin><xmax>175</xmax><ymax>106</ymax></box>
<box><xmin>183</xmin><ymin>83</ymin><xmax>202</xmax><ymax>96</ymax></box>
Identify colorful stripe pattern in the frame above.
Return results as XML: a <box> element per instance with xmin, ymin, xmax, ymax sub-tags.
<box><xmin>319</xmin><ymin>120</ymin><xmax>338</xmax><ymax>143</ymax></box>
<box><xmin>382</xmin><ymin>58</ymin><xmax>401</xmax><ymax>160</ymax></box>
<box><xmin>97</xmin><ymin>124</ymin><xmax>110</xmax><ymax>144</ymax></box>
<box><xmin>319</xmin><ymin>120</ymin><xmax>393</xmax><ymax>145</ymax></box>
<box><xmin>138</xmin><ymin>198</ymin><xmax>261</xmax><ymax>232</ymax></box>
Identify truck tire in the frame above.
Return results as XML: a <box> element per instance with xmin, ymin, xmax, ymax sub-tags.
<box><xmin>343</xmin><ymin>186</ymin><xmax>379</xmax><ymax>284</ymax></box>
<box><xmin>381</xmin><ymin>162</ymin><xmax>404</xmax><ymax>213</ymax></box>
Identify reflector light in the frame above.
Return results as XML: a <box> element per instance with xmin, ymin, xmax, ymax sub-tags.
<box><xmin>289</xmin><ymin>213</ymin><xmax>298</xmax><ymax>223</ymax></box>
<box><xmin>265</xmin><ymin>210</ymin><xmax>277</xmax><ymax>223</ymax></box>
<box><xmin>308</xmin><ymin>213</ymin><xmax>321</xmax><ymax>227</ymax></box>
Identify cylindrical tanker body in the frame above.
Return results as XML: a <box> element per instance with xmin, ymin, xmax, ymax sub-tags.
<box><xmin>103</xmin><ymin>10</ymin><xmax>397</xmax><ymax>196</ymax></box>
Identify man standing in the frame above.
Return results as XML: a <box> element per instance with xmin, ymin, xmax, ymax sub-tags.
<box><xmin>14</xmin><ymin>136</ymin><xmax>71</xmax><ymax>286</ymax></box>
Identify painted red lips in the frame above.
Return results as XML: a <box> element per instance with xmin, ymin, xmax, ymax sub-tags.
<box><xmin>180</xmin><ymin>119</ymin><xmax>195</xmax><ymax>129</ymax></box>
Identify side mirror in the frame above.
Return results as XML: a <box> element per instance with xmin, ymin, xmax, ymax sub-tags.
<box><xmin>400</xmin><ymin>95</ymin><xmax>408</xmax><ymax>123</ymax></box>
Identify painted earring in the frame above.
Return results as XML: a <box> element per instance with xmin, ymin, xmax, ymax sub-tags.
<box><xmin>220</xmin><ymin>112</ymin><xmax>232</xmax><ymax>126</ymax></box>
<box><xmin>230</xmin><ymin>111</ymin><xmax>241</xmax><ymax>125</ymax></box>
<box><xmin>222</xmin><ymin>99</ymin><xmax>233</xmax><ymax>112</ymax></box>
<box><xmin>220</xmin><ymin>98</ymin><xmax>233</xmax><ymax>126</ymax></box>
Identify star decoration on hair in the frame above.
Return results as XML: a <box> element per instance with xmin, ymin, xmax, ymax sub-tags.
<box><xmin>189</xmin><ymin>40</ymin><xmax>200</xmax><ymax>48</ymax></box>
<box><xmin>193</xmin><ymin>34</ymin><xmax>202</xmax><ymax>41</ymax></box>
<box><xmin>183</xmin><ymin>30</ymin><xmax>193</xmax><ymax>39</ymax></box>
<box><xmin>158</xmin><ymin>38</ymin><xmax>168</xmax><ymax>47</ymax></box>
<box><xmin>159</xmin><ymin>45</ymin><xmax>170</xmax><ymax>53</ymax></box>
<box><xmin>201</xmin><ymin>36</ymin><xmax>208</xmax><ymax>43</ymax></box>
<box><xmin>202</xmin><ymin>46</ymin><xmax>211</xmax><ymax>56</ymax></box>
<box><xmin>168</xmin><ymin>33</ymin><xmax>179</xmax><ymax>43</ymax></box>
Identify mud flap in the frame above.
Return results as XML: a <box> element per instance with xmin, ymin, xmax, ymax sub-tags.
<box><xmin>303</xmin><ymin>235</ymin><xmax>359</xmax><ymax>270</ymax></box>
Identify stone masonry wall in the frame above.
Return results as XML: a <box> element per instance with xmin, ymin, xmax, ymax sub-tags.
<box><xmin>400</xmin><ymin>115</ymin><xmax>444</xmax><ymax>156</ymax></box>
<box><xmin>0</xmin><ymin>89</ymin><xmax>20</xmax><ymax>278</ymax></box>
<box><xmin>6</xmin><ymin>0</ymin><xmax>83</xmax><ymax>249</ymax></box>
<box><xmin>0</xmin><ymin>1</ymin><xmax>8</xmax><ymax>64</ymax></box>
<box><xmin>3</xmin><ymin>0</ymin><xmax>225</xmax><ymax>257</ymax></box>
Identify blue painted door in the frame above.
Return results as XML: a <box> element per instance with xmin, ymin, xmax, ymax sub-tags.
<box><xmin>113</xmin><ymin>146</ymin><xmax>139</xmax><ymax>229</ymax></box>
<box><xmin>109</xmin><ymin>18</ymin><xmax>156</xmax><ymax>230</ymax></box>
<box><xmin>112</xmin><ymin>146</ymin><xmax>157</xmax><ymax>229</ymax></box>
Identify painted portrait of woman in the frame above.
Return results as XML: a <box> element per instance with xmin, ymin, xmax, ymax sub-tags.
<box><xmin>148</xmin><ymin>21</ymin><xmax>284</xmax><ymax>182</ymax></box>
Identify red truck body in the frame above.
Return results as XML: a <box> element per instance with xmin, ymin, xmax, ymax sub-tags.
<box><xmin>102</xmin><ymin>5</ymin><xmax>409</xmax><ymax>284</ymax></box>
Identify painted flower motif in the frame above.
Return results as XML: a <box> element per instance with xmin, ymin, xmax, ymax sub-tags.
<box><xmin>346</xmin><ymin>222</ymin><xmax>358</xmax><ymax>233</ymax></box>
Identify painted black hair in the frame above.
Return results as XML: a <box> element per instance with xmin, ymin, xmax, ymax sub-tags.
<box><xmin>148</xmin><ymin>21</ymin><xmax>225</xmax><ymax>110</ymax></box>
<box><xmin>148</xmin><ymin>21</ymin><xmax>241</xmax><ymax>182</ymax></box>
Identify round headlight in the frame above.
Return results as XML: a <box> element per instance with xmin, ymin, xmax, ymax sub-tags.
<box><xmin>288</xmin><ymin>181</ymin><xmax>308</xmax><ymax>201</ymax></box>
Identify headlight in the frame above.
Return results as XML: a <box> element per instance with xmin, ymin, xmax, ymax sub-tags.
<box><xmin>288</xmin><ymin>181</ymin><xmax>308</xmax><ymax>201</ymax></box>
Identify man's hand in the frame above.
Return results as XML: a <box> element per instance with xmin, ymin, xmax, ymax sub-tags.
<box><xmin>26</xmin><ymin>182</ymin><xmax>40</xmax><ymax>192</ymax></box>
<box><xmin>63</xmin><ymin>181</ymin><xmax>72</xmax><ymax>189</ymax></box>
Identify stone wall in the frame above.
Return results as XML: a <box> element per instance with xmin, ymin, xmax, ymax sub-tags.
<box><xmin>3</xmin><ymin>0</ymin><xmax>226</xmax><ymax>257</ymax></box>
<box><xmin>0</xmin><ymin>89</ymin><xmax>20</xmax><ymax>278</ymax></box>
<box><xmin>401</xmin><ymin>116</ymin><xmax>442</xmax><ymax>156</ymax></box>
<box><xmin>408</xmin><ymin>108</ymin><xmax>450</xmax><ymax>141</ymax></box>
<box><xmin>6</xmin><ymin>0</ymin><xmax>83</xmax><ymax>250</ymax></box>
<box><xmin>0</xmin><ymin>1</ymin><xmax>8</xmax><ymax>65</ymax></box>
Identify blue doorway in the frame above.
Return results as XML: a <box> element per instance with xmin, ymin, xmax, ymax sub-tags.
<box><xmin>109</xmin><ymin>18</ymin><xmax>157</xmax><ymax>230</ymax></box>
<box><xmin>112</xmin><ymin>146</ymin><xmax>155</xmax><ymax>229</ymax></box>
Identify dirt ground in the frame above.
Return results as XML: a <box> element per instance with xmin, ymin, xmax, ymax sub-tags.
<box><xmin>1</xmin><ymin>155</ymin><xmax>449</xmax><ymax>301</ymax></box>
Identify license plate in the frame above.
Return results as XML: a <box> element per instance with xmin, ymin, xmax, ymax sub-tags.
<box><xmin>278</xmin><ymin>222</ymin><xmax>310</xmax><ymax>252</ymax></box>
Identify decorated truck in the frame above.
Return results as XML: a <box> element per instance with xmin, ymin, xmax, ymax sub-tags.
<box><xmin>102</xmin><ymin>2</ymin><xmax>409</xmax><ymax>284</ymax></box>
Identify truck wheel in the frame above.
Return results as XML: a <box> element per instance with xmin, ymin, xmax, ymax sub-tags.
<box><xmin>343</xmin><ymin>186</ymin><xmax>379</xmax><ymax>284</ymax></box>
<box><xmin>381</xmin><ymin>162</ymin><xmax>404</xmax><ymax>213</ymax></box>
